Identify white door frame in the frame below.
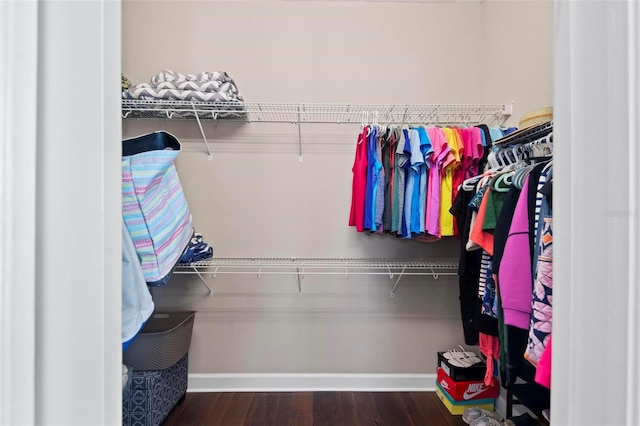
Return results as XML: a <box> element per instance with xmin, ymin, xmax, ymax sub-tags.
<box><xmin>553</xmin><ymin>0</ymin><xmax>640</xmax><ymax>424</ymax></box>
<box><xmin>0</xmin><ymin>1</ymin><xmax>38</xmax><ymax>423</ymax></box>
<box><xmin>0</xmin><ymin>1</ymin><xmax>122</xmax><ymax>424</ymax></box>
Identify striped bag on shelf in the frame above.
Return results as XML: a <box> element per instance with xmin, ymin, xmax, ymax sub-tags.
<box><xmin>122</xmin><ymin>131</ymin><xmax>193</xmax><ymax>286</ymax></box>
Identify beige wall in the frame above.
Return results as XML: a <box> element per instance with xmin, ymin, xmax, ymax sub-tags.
<box><xmin>481</xmin><ymin>0</ymin><xmax>553</xmax><ymax>125</ymax></box>
<box><xmin>122</xmin><ymin>0</ymin><xmax>551</xmax><ymax>376</ymax></box>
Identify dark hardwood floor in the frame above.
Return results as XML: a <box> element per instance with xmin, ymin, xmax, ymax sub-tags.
<box><xmin>162</xmin><ymin>392</ymin><xmax>468</xmax><ymax>426</ymax></box>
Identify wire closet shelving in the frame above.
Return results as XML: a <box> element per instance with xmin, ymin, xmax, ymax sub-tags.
<box><xmin>173</xmin><ymin>257</ymin><xmax>460</xmax><ymax>298</ymax></box>
<box><xmin>124</xmin><ymin>101</ymin><xmax>510</xmax><ymax>296</ymax></box>
<box><xmin>122</xmin><ymin>100</ymin><xmax>513</xmax><ymax>159</ymax></box>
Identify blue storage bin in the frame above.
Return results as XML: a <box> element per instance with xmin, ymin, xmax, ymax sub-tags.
<box><xmin>122</xmin><ymin>354</ymin><xmax>188</xmax><ymax>426</ymax></box>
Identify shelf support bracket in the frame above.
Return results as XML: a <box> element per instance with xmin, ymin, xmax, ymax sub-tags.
<box><xmin>429</xmin><ymin>265</ymin><xmax>439</xmax><ymax>280</ymax></box>
<box><xmin>297</xmin><ymin>106</ymin><xmax>303</xmax><ymax>162</ymax></box>
<box><xmin>399</xmin><ymin>107</ymin><xmax>408</xmax><ymax>128</ymax></box>
<box><xmin>191</xmin><ymin>266</ymin><xmax>213</xmax><ymax>297</ymax></box>
<box><xmin>296</xmin><ymin>267</ymin><xmax>303</xmax><ymax>297</ymax></box>
<box><xmin>191</xmin><ymin>102</ymin><xmax>213</xmax><ymax>160</ymax></box>
<box><xmin>390</xmin><ymin>265</ymin><xmax>407</xmax><ymax>298</ymax></box>
<box><xmin>341</xmin><ymin>257</ymin><xmax>349</xmax><ymax>279</ymax></box>
<box><xmin>499</xmin><ymin>102</ymin><xmax>514</xmax><ymax>126</ymax></box>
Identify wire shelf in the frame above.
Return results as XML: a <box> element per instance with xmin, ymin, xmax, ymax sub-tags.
<box><xmin>122</xmin><ymin>100</ymin><xmax>511</xmax><ymax>125</ymax></box>
<box><xmin>173</xmin><ymin>257</ymin><xmax>459</xmax><ymax>298</ymax></box>
<box><xmin>176</xmin><ymin>257</ymin><xmax>459</xmax><ymax>270</ymax></box>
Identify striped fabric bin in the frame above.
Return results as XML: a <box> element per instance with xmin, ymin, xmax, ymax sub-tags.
<box><xmin>122</xmin><ymin>131</ymin><xmax>193</xmax><ymax>286</ymax></box>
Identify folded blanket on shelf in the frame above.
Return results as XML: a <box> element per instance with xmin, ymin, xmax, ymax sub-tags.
<box><xmin>123</xmin><ymin>87</ymin><xmax>240</xmax><ymax>103</ymax></box>
<box><xmin>151</xmin><ymin>69</ymin><xmax>238</xmax><ymax>85</ymax></box>
<box><xmin>134</xmin><ymin>80</ymin><xmax>231</xmax><ymax>93</ymax></box>
<box><xmin>123</xmin><ymin>68</ymin><xmax>244</xmax><ymax>103</ymax></box>
<box><xmin>180</xmin><ymin>233</ymin><xmax>214</xmax><ymax>263</ymax></box>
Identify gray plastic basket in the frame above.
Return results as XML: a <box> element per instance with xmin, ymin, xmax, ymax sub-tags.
<box><xmin>124</xmin><ymin>311</ymin><xmax>196</xmax><ymax>371</ymax></box>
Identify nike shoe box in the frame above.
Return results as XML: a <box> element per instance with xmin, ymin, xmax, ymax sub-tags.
<box><xmin>437</xmin><ymin>367</ymin><xmax>499</xmax><ymax>401</ymax></box>
<box><xmin>437</xmin><ymin>351</ymin><xmax>486</xmax><ymax>382</ymax></box>
<box><xmin>435</xmin><ymin>383</ymin><xmax>495</xmax><ymax>416</ymax></box>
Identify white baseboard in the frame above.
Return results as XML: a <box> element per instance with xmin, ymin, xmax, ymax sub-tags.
<box><xmin>188</xmin><ymin>373</ymin><xmax>436</xmax><ymax>392</ymax></box>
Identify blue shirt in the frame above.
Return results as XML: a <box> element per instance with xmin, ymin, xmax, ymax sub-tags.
<box><xmin>416</xmin><ymin>127</ymin><xmax>433</xmax><ymax>234</ymax></box>
<box><xmin>401</xmin><ymin>129</ymin><xmax>412</xmax><ymax>238</ymax></box>
<box><xmin>363</xmin><ymin>126</ymin><xmax>376</xmax><ymax>231</ymax></box>
<box><xmin>407</xmin><ymin>129</ymin><xmax>423</xmax><ymax>235</ymax></box>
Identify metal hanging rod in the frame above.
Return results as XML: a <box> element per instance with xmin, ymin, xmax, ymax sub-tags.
<box><xmin>493</xmin><ymin>120</ymin><xmax>553</xmax><ymax>146</ymax></box>
<box><xmin>172</xmin><ymin>257</ymin><xmax>459</xmax><ymax>298</ymax></box>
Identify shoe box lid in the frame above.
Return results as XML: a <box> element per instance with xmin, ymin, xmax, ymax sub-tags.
<box><xmin>437</xmin><ymin>351</ymin><xmax>487</xmax><ymax>382</ymax></box>
<box><xmin>437</xmin><ymin>367</ymin><xmax>499</xmax><ymax>401</ymax></box>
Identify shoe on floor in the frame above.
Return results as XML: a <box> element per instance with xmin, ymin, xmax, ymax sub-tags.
<box><xmin>471</xmin><ymin>416</ymin><xmax>504</xmax><ymax>426</ymax></box>
<box><xmin>504</xmin><ymin>412</ymin><xmax>538</xmax><ymax>426</ymax></box>
<box><xmin>462</xmin><ymin>407</ymin><xmax>504</xmax><ymax>424</ymax></box>
<box><xmin>542</xmin><ymin>409</ymin><xmax>550</xmax><ymax>422</ymax></box>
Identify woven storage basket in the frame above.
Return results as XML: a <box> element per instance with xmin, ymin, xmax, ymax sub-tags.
<box><xmin>123</xmin><ymin>311</ymin><xmax>196</xmax><ymax>371</ymax></box>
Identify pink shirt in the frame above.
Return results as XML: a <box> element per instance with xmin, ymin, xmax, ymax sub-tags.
<box><xmin>348</xmin><ymin>128</ymin><xmax>369</xmax><ymax>232</ymax></box>
<box><xmin>468</xmin><ymin>127</ymin><xmax>484</xmax><ymax>178</ymax></box>
<box><xmin>425</xmin><ymin>127</ymin><xmax>451</xmax><ymax>238</ymax></box>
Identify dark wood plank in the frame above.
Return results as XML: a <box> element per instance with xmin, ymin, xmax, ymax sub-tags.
<box><xmin>352</xmin><ymin>392</ymin><xmax>384</xmax><ymax>426</ymax></box>
<box><xmin>338</xmin><ymin>392</ymin><xmax>359</xmax><ymax>425</ymax></box>
<box><xmin>160</xmin><ymin>393</ymin><xmax>190</xmax><ymax>426</ymax></box>
<box><xmin>273</xmin><ymin>392</ymin><xmax>314</xmax><ymax>426</ymax></box>
<box><xmin>397</xmin><ymin>393</ymin><xmax>429</xmax><ymax>426</ymax></box>
<box><xmin>430</xmin><ymin>391</ymin><xmax>462</xmax><ymax>426</ymax></box>
<box><xmin>373</xmin><ymin>392</ymin><xmax>414</xmax><ymax>426</ymax></box>
<box><xmin>244</xmin><ymin>392</ymin><xmax>281</xmax><ymax>426</ymax></box>
<box><xmin>162</xmin><ymin>392</ymin><xmax>471</xmax><ymax>426</ymax></box>
<box><xmin>218</xmin><ymin>392</ymin><xmax>254</xmax><ymax>426</ymax></box>
<box><xmin>411</xmin><ymin>392</ymin><xmax>454</xmax><ymax>425</ymax></box>
<box><xmin>161</xmin><ymin>392</ymin><xmax>215</xmax><ymax>426</ymax></box>
<box><xmin>201</xmin><ymin>392</ymin><xmax>234</xmax><ymax>425</ymax></box>
<box><xmin>424</xmin><ymin>392</ymin><xmax>466</xmax><ymax>426</ymax></box>
<box><xmin>313</xmin><ymin>391</ymin><xmax>345</xmax><ymax>426</ymax></box>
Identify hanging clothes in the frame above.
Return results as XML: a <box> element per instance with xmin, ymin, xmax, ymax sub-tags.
<box><xmin>348</xmin><ymin>127</ymin><xmax>369</xmax><ymax>232</ymax></box>
<box><xmin>426</xmin><ymin>127</ymin><xmax>450</xmax><ymax>239</ymax></box>
<box><xmin>349</xmin><ymin>122</ymin><xmax>510</xmax><ymax>241</ymax></box>
<box><xmin>498</xmin><ymin>174</ymin><xmax>533</xmax><ymax>330</ymax></box>
<box><xmin>416</xmin><ymin>127</ymin><xmax>433</xmax><ymax>235</ymax></box>
<box><xmin>374</xmin><ymin>128</ymin><xmax>386</xmax><ymax>233</ymax></box>
<box><xmin>440</xmin><ymin>128</ymin><xmax>461</xmax><ymax>236</ymax></box>
<box><xmin>392</xmin><ymin>130</ymin><xmax>409</xmax><ymax>235</ymax></box>
<box><xmin>363</xmin><ymin>126</ymin><xmax>379</xmax><ymax>231</ymax></box>
<box><xmin>382</xmin><ymin>128</ymin><xmax>396</xmax><ymax>232</ymax></box>
<box><xmin>450</xmin><ymin>186</ymin><xmax>481</xmax><ymax>345</ymax></box>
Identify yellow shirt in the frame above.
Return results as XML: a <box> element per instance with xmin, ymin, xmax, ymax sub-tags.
<box><xmin>439</xmin><ymin>128</ymin><xmax>461</xmax><ymax>236</ymax></box>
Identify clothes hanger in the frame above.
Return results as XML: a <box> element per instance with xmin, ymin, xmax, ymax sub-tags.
<box><xmin>493</xmin><ymin>171</ymin><xmax>513</xmax><ymax>191</ymax></box>
<box><xmin>462</xmin><ymin>144</ymin><xmax>507</xmax><ymax>191</ymax></box>
<box><xmin>543</xmin><ymin>132</ymin><xmax>553</xmax><ymax>155</ymax></box>
<box><xmin>487</xmin><ymin>148</ymin><xmax>501</xmax><ymax>170</ymax></box>
<box><xmin>497</xmin><ymin>148</ymin><xmax>512</xmax><ymax>168</ymax></box>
